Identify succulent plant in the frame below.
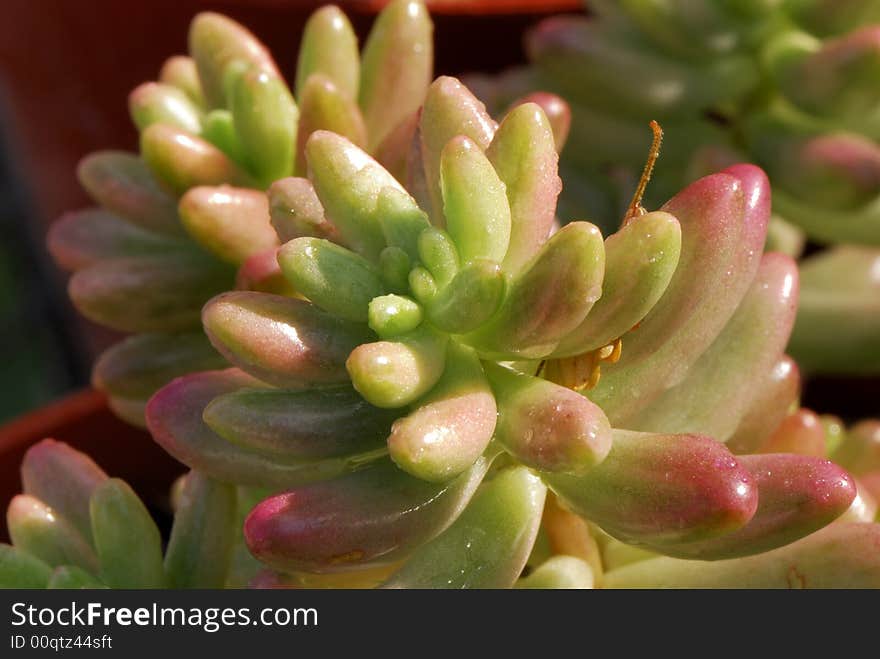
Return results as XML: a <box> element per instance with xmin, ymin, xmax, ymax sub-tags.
<box><xmin>471</xmin><ymin>0</ymin><xmax>880</xmax><ymax>374</ymax></box>
<box><xmin>141</xmin><ymin>62</ymin><xmax>877</xmax><ymax>585</ymax></box>
<box><xmin>47</xmin><ymin>0</ymin><xmax>433</xmax><ymax>426</ymax></box>
<box><xmin>1</xmin><ymin>439</ymin><xmax>255</xmax><ymax>588</ymax></box>
<box><xmin>13</xmin><ymin>1</ymin><xmax>878</xmax><ymax>589</ymax></box>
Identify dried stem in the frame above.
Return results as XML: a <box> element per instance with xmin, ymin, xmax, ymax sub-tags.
<box><xmin>623</xmin><ymin>120</ymin><xmax>663</xmax><ymax>225</ymax></box>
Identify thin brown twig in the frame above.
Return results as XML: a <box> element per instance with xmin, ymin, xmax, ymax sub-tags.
<box><xmin>623</xmin><ymin>120</ymin><xmax>663</xmax><ymax>225</ymax></box>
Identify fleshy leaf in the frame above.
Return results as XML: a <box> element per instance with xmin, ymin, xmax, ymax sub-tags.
<box><xmin>306</xmin><ymin>130</ymin><xmax>414</xmax><ymax>260</ymax></box>
<box><xmin>346</xmin><ymin>326</ymin><xmax>448</xmax><ymax>408</ymax></box>
<box><xmin>553</xmin><ymin>211</ymin><xmax>681</xmax><ymax>357</ymax></box>
<box><xmin>590</xmin><ymin>166</ymin><xmax>770</xmax><ymax>422</ymax></box>
<box><xmin>440</xmin><ymin>135</ymin><xmax>512</xmax><ymax>263</ymax></box>
<box><xmin>379</xmin><ymin>247</ymin><xmax>413</xmax><ymax>293</ymax></box>
<box><xmin>69</xmin><ymin>253</ymin><xmax>233</xmax><ymax>333</ymax></box>
<box><xmin>757</xmin><ymin>409</ymin><xmax>828</xmax><ymax>457</ymax></box>
<box><xmin>267</xmin><ymin>177</ymin><xmax>340</xmax><ymax>244</ymax></box>
<box><xmin>624</xmin><ymin>253</ymin><xmax>798</xmax><ymax>439</ymax></box>
<box><xmin>388</xmin><ymin>343</ymin><xmax>496</xmax><ymax>482</ymax></box>
<box><xmin>374</xmin><ymin>110</ymin><xmax>419</xmax><ymax>184</ymax></box>
<box><xmin>486</xmin><ymin>362</ymin><xmax>611</xmax><ymax>474</ymax></box>
<box><xmin>7</xmin><ymin>495</ymin><xmax>98</xmax><ymax>572</ymax></box>
<box><xmin>48</xmin><ymin>566</ymin><xmax>106</xmax><ymax>590</ymax></box>
<box><xmin>516</xmin><ymin>556</ymin><xmax>594</xmax><ymax>589</ymax></box>
<box><xmin>417</xmin><ymin>226</ymin><xmax>459</xmax><ymax>286</ymax></box>
<box><xmin>230</xmin><ymin>68</ymin><xmax>298</xmax><ymax>186</ymax></box>
<box><xmin>188</xmin><ymin>12</ymin><xmax>278</xmax><ymax>109</ymax></box>
<box><xmin>841</xmin><ymin>478</ymin><xmax>878</xmax><ymax>523</ymax></box>
<box><xmin>0</xmin><ymin>544</ymin><xmax>52</xmax><ymax>588</ymax></box>
<box><xmin>420</xmin><ymin>76</ymin><xmax>496</xmax><ymax>222</ymax></box>
<box><xmin>164</xmin><ymin>471</ymin><xmax>237</xmax><ymax>588</ymax></box>
<box><xmin>21</xmin><ymin>439</ymin><xmax>109</xmax><ymax>545</ymax></box>
<box><xmin>48</xmin><ymin>208</ymin><xmax>192</xmax><ymax>271</ymax></box>
<box><xmin>203</xmin><ymin>386</ymin><xmax>395</xmax><ymax>459</ymax></box>
<box><xmin>295</xmin><ymin>5</ymin><xmax>359</xmax><ymax>101</ymax></box>
<box><xmin>381</xmin><ymin>467</ymin><xmax>546</xmax><ymax>589</ymax></box>
<box><xmin>129</xmin><ymin>82</ymin><xmax>203</xmax><ymax>135</ymax></box>
<box><xmin>106</xmin><ymin>397</ymin><xmax>150</xmax><ymax>430</ymax></box>
<box><xmin>656</xmin><ymin>454</ymin><xmax>855</xmax><ymax>559</ymax></box>
<box><xmin>727</xmin><ymin>356</ymin><xmax>801</xmax><ymax>454</ymax></box>
<box><xmin>604</xmin><ymin>522</ymin><xmax>880</xmax><ymax>588</ymax></box>
<box><xmin>359</xmin><ymin>0</ymin><xmax>433</xmax><ymax>151</ymax></box>
<box><xmin>788</xmin><ymin>247</ymin><xmax>880</xmax><ymax>374</ymax></box>
<box><xmin>201</xmin><ymin>109</ymin><xmax>244</xmax><ymax>161</ymax></box>
<box><xmin>245</xmin><ymin>455</ymin><xmax>491</xmax><ymax>573</ymax></box>
<box><xmin>93</xmin><ymin>331</ymin><xmax>226</xmax><ymax>402</ymax></box>
<box><xmin>379</xmin><ymin>187</ymin><xmax>432</xmax><ymax>264</ymax></box>
<box><xmin>761</xmin><ymin>132</ymin><xmax>880</xmax><ymax>211</ymax></box>
<box><xmin>90</xmin><ymin>479</ymin><xmax>166</xmax><ymax>588</ymax></box>
<box><xmin>368</xmin><ymin>294</ymin><xmax>423</xmax><ymax>338</ymax></box>
<box><xmin>486</xmin><ymin>102</ymin><xmax>561</xmax><ymax>272</ymax></box>
<box><xmin>278</xmin><ymin>237</ymin><xmax>386</xmax><ymax>322</ymax></box>
<box><xmin>296</xmin><ymin>74</ymin><xmax>367</xmax><ymax>176</ymax></box>
<box><xmin>159</xmin><ymin>55</ymin><xmax>205</xmax><ymax>107</ymax></box>
<box><xmin>527</xmin><ymin>16</ymin><xmax>756</xmax><ymax>117</ymax></box>
<box><xmin>203</xmin><ymin>291</ymin><xmax>371</xmax><ymax>388</ymax></box>
<box><xmin>179</xmin><ymin>185</ymin><xmax>278</xmax><ymax>265</ymax></box>
<box><xmin>509</xmin><ymin>92</ymin><xmax>571</xmax><ymax>153</ymax></box>
<box><xmin>236</xmin><ymin>247</ymin><xmax>298</xmax><ymax>295</ymax></box>
<box><xmin>771</xmin><ymin>188</ymin><xmax>880</xmax><ymax>246</ymax></box>
<box><xmin>587</xmin><ymin>0</ymin><xmax>745</xmax><ymax>57</ymax></box>
<box><xmin>146</xmin><ymin>369</ymin><xmax>383</xmax><ymax>488</ymax></box>
<box><xmin>140</xmin><ymin>124</ymin><xmax>253</xmax><ymax>195</ymax></box>
<box><xmin>832</xmin><ymin>420</ymin><xmax>880</xmax><ymax>475</ymax></box>
<box><xmin>463</xmin><ymin>222</ymin><xmax>605</xmax><ymax>359</ymax></box>
<box><xmin>424</xmin><ymin>259</ymin><xmax>505</xmax><ymax>334</ymax></box>
<box><xmin>544</xmin><ymin>430</ymin><xmax>757</xmax><ymax>551</ymax></box>
<box><xmin>541</xmin><ymin>493</ymin><xmax>605</xmax><ymax>580</ymax></box>
<box><xmin>778</xmin><ymin>26</ymin><xmax>880</xmax><ymax>120</ymax></box>
<box><xmin>77</xmin><ymin>151</ymin><xmax>182</xmax><ymax>236</ymax></box>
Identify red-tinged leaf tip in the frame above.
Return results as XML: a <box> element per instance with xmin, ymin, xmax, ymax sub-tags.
<box><xmin>545</xmin><ymin>431</ymin><xmax>758</xmax><ymax>550</ymax></box>
<box><xmin>244</xmin><ymin>456</ymin><xmax>490</xmax><ymax>573</ymax></box>
<box><xmin>666</xmin><ymin>453</ymin><xmax>856</xmax><ymax>559</ymax></box>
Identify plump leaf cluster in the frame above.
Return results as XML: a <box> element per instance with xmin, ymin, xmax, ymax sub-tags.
<box><xmin>476</xmin><ymin>0</ymin><xmax>880</xmax><ymax>373</ymax></box>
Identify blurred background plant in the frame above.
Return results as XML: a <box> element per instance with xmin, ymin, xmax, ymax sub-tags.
<box><xmin>469</xmin><ymin>0</ymin><xmax>880</xmax><ymax>381</ymax></box>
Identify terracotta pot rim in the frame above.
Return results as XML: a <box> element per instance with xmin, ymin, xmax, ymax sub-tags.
<box><xmin>237</xmin><ymin>0</ymin><xmax>586</xmax><ymax>16</ymax></box>
<box><xmin>0</xmin><ymin>388</ymin><xmax>187</xmax><ymax>543</ymax></box>
<box><xmin>415</xmin><ymin>0</ymin><xmax>584</xmax><ymax>15</ymax></box>
<box><xmin>0</xmin><ymin>387</ymin><xmax>107</xmax><ymax>453</ymax></box>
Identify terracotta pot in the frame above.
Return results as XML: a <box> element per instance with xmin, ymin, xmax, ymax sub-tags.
<box><xmin>0</xmin><ymin>388</ymin><xmax>184</xmax><ymax>542</ymax></box>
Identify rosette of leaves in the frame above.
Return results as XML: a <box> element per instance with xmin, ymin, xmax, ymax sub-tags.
<box><xmin>474</xmin><ymin>0</ymin><xmax>880</xmax><ymax>374</ymax></box>
<box><xmin>46</xmin><ymin>0</ymin><xmax>434</xmax><ymax>426</ymax></box>
<box><xmin>0</xmin><ymin>439</ymin><xmax>254</xmax><ymax>589</ymax></box>
<box><xmin>141</xmin><ymin>72</ymin><xmax>878</xmax><ymax>588</ymax></box>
